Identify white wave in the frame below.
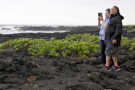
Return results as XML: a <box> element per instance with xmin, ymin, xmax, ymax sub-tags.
<box><xmin>0</xmin><ymin>26</ymin><xmax>68</xmax><ymax>34</ymax></box>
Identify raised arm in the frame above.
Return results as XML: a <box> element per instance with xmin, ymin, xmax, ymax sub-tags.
<box><xmin>102</xmin><ymin>20</ymin><xmax>108</xmax><ymax>29</ymax></box>
<box><xmin>97</xmin><ymin>17</ymin><xmax>101</xmax><ymax>32</ymax></box>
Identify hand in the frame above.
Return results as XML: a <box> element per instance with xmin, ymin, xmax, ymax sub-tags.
<box><xmin>99</xmin><ymin>16</ymin><xmax>103</xmax><ymax>21</ymax></box>
<box><xmin>112</xmin><ymin>40</ymin><xmax>117</xmax><ymax>44</ymax></box>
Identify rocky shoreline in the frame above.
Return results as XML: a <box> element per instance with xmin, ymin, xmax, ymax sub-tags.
<box><xmin>0</xmin><ymin>26</ymin><xmax>98</xmax><ymax>43</ymax></box>
<box><xmin>0</xmin><ymin>47</ymin><xmax>135</xmax><ymax>90</ymax></box>
<box><xmin>0</xmin><ymin>27</ymin><xmax>135</xmax><ymax>90</ymax></box>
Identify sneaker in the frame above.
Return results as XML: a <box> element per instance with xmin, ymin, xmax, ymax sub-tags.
<box><xmin>111</xmin><ymin>66</ymin><xmax>121</xmax><ymax>71</ymax></box>
<box><xmin>100</xmin><ymin>66</ymin><xmax>112</xmax><ymax>72</ymax></box>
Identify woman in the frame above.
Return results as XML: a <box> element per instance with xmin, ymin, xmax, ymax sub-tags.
<box><xmin>102</xmin><ymin>6</ymin><xmax>124</xmax><ymax>71</ymax></box>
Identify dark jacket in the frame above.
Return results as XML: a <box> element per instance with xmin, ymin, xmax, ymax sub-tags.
<box><xmin>105</xmin><ymin>14</ymin><xmax>124</xmax><ymax>46</ymax></box>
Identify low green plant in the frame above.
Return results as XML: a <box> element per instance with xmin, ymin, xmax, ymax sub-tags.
<box><xmin>65</xmin><ymin>33</ymin><xmax>100</xmax><ymax>43</ymax></box>
<box><xmin>121</xmin><ymin>36</ymin><xmax>131</xmax><ymax>47</ymax></box>
<box><xmin>0</xmin><ymin>38</ymin><xmax>33</xmax><ymax>50</ymax></box>
<box><xmin>129</xmin><ymin>37</ymin><xmax>135</xmax><ymax>52</ymax></box>
<box><xmin>13</xmin><ymin>38</ymin><xmax>33</xmax><ymax>50</ymax></box>
<box><xmin>28</xmin><ymin>39</ymin><xmax>48</xmax><ymax>56</ymax></box>
<box><xmin>127</xmin><ymin>28</ymin><xmax>135</xmax><ymax>33</ymax></box>
<box><xmin>0</xmin><ymin>40</ymin><xmax>14</xmax><ymax>49</ymax></box>
<box><xmin>0</xmin><ymin>34</ymin><xmax>100</xmax><ymax>58</ymax></box>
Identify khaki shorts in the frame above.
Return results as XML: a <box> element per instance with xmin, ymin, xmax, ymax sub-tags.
<box><xmin>105</xmin><ymin>40</ymin><xmax>120</xmax><ymax>56</ymax></box>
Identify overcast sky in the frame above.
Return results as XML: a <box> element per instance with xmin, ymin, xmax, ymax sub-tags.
<box><xmin>0</xmin><ymin>0</ymin><xmax>134</xmax><ymax>26</ymax></box>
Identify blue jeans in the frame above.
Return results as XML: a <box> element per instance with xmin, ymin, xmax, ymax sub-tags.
<box><xmin>100</xmin><ymin>40</ymin><xmax>114</xmax><ymax>65</ymax></box>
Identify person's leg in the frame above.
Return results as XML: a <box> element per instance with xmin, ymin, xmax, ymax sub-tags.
<box><xmin>111</xmin><ymin>45</ymin><xmax>120</xmax><ymax>67</ymax></box>
<box><xmin>100</xmin><ymin>55</ymin><xmax>111</xmax><ymax>71</ymax></box>
<box><xmin>112</xmin><ymin>56</ymin><xmax>119</xmax><ymax>66</ymax></box>
<box><xmin>112</xmin><ymin>56</ymin><xmax>120</xmax><ymax>71</ymax></box>
<box><xmin>111</xmin><ymin>47</ymin><xmax>121</xmax><ymax>71</ymax></box>
<box><xmin>100</xmin><ymin>40</ymin><xmax>112</xmax><ymax>71</ymax></box>
<box><xmin>106</xmin><ymin>56</ymin><xmax>111</xmax><ymax>67</ymax></box>
<box><xmin>100</xmin><ymin>40</ymin><xmax>106</xmax><ymax>65</ymax></box>
<box><xmin>105</xmin><ymin>40</ymin><xmax>111</xmax><ymax>67</ymax></box>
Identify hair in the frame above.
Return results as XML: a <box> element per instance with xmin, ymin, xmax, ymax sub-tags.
<box><xmin>113</xmin><ymin>5</ymin><xmax>120</xmax><ymax>15</ymax></box>
<box><xmin>106</xmin><ymin>8</ymin><xmax>111</xmax><ymax>13</ymax></box>
<box><xmin>113</xmin><ymin>5</ymin><xmax>124</xmax><ymax>19</ymax></box>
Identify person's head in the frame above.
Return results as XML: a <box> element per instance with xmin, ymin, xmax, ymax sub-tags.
<box><xmin>105</xmin><ymin>8</ymin><xmax>111</xmax><ymax>18</ymax></box>
<box><xmin>111</xmin><ymin>5</ymin><xmax>120</xmax><ymax>15</ymax></box>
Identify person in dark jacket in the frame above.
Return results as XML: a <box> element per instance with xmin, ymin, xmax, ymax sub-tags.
<box><xmin>102</xmin><ymin>6</ymin><xmax>124</xmax><ymax>71</ymax></box>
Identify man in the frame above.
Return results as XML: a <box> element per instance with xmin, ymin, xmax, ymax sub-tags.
<box><xmin>98</xmin><ymin>9</ymin><xmax>112</xmax><ymax>67</ymax></box>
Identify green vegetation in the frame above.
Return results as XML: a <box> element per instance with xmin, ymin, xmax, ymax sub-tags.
<box><xmin>0</xmin><ymin>34</ymin><xmax>100</xmax><ymax>59</ymax></box>
<box><xmin>121</xmin><ymin>36</ymin><xmax>131</xmax><ymax>47</ymax></box>
<box><xmin>129</xmin><ymin>37</ymin><xmax>135</xmax><ymax>52</ymax></box>
<box><xmin>125</xmin><ymin>25</ymin><xmax>135</xmax><ymax>31</ymax></box>
<box><xmin>121</xmin><ymin>36</ymin><xmax>135</xmax><ymax>52</ymax></box>
<box><xmin>65</xmin><ymin>33</ymin><xmax>100</xmax><ymax>43</ymax></box>
<box><xmin>0</xmin><ymin>33</ymin><xmax>134</xmax><ymax>58</ymax></box>
<box><xmin>125</xmin><ymin>24</ymin><xmax>135</xmax><ymax>28</ymax></box>
<box><xmin>127</xmin><ymin>28</ymin><xmax>135</xmax><ymax>33</ymax></box>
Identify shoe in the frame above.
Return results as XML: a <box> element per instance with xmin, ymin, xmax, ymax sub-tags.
<box><xmin>100</xmin><ymin>66</ymin><xmax>112</xmax><ymax>72</ymax></box>
<box><xmin>111</xmin><ymin>66</ymin><xmax>121</xmax><ymax>71</ymax></box>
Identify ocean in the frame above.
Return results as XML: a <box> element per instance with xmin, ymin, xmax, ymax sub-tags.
<box><xmin>0</xmin><ymin>25</ymin><xmax>68</xmax><ymax>34</ymax></box>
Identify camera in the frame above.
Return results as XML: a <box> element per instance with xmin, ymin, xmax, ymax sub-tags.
<box><xmin>98</xmin><ymin>12</ymin><xmax>103</xmax><ymax>17</ymax></box>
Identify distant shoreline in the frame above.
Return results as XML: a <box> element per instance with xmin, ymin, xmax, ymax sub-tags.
<box><xmin>0</xmin><ymin>25</ymin><xmax>98</xmax><ymax>35</ymax></box>
<box><xmin>0</xmin><ymin>25</ymin><xmax>134</xmax><ymax>43</ymax></box>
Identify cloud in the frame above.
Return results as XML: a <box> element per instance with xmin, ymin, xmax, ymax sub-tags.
<box><xmin>0</xmin><ymin>0</ymin><xmax>134</xmax><ymax>25</ymax></box>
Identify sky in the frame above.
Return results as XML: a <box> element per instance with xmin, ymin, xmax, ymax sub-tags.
<box><xmin>0</xmin><ymin>0</ymin><xmax>134</xmax><ymax>26</ymax></box>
